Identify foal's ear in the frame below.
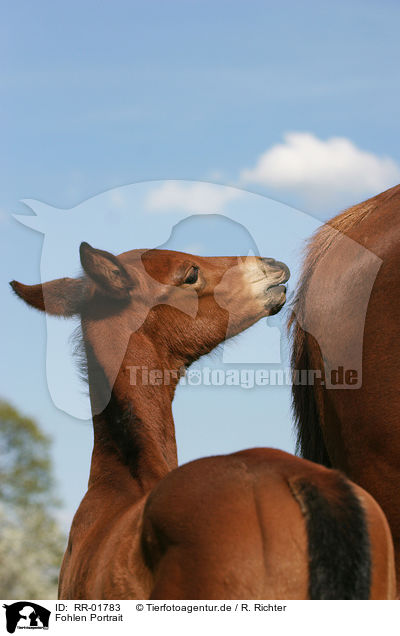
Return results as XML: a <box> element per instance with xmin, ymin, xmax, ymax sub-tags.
<box><xmin>79</xmin><ymin>242</ymin><xmax>134</xmax><ymax>299</ymax></box>
<box><xmin>10</xmin><ymin>278</ymin><xmax>84</xmax><ymax>316</ymax></box>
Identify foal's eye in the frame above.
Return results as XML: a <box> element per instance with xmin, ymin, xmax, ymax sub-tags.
<box><xmin>184</xmin><ymin>267</ymin><xmax>199</xmax><ymax>285</ymax></box>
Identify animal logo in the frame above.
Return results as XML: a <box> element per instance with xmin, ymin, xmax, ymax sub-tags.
<box><xmin>187</xmin><ymin>369</ymin><xmax>202</xmax><ymax>385</ymax></box>
<box><xmin>13</xmin><ymin>180</ymin><xmax>378</xmax><ymax>422</ymax></box>
<box><xmin>13</xmin><ymin>183</ymin><xmax>298</xmax><ymax>417</ymax></box>
<box><xmin>2</xmin><ymin>602</ymin><xmax>50</xmax><ymax>633</ymax></box>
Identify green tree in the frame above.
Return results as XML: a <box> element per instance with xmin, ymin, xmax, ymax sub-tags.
<box><xmin>0</xmin><ymin>401</ymin><xmax>65</xmax><ymax>599</ymax></box>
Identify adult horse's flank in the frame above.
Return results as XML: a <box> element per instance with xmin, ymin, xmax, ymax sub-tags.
<box><xmin>12</xmin><ymin>243</ymin><xmax>395</xmax><ymax>599</ymax></box>
<box><xmin>289</xmin><ymin>183</ymin><xmax>400</xmax><ymax>595</ymax></box>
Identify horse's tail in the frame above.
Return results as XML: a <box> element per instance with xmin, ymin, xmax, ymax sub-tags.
<box><xmin>290</xmin><ymin>323</ymin><xmax>331</xmax><ymax>466</ymax></box>
<box><xmin>287</xmin><ymin>193</ymin><xmax>377</xmax><ymax>467</ymax></box>
<box><xmin>289</xmin><ymin>471</ymin><xmax>371</xmax><ymax>599</ymax></box>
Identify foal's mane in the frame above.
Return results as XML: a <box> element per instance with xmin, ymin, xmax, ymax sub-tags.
<box><xmin>70</xmin><ymin>323</ymin><xmax>144</xmax><ymax>475</ymax></box>
<box><xmin>287</xmin><ymin>185</ymin><xmax>400</xmax><ymax>463</ymax></box>
<box><xmin>71</xmin><ymin>324</ymin><xmax>89</xmax><ymax>386</ymax></box>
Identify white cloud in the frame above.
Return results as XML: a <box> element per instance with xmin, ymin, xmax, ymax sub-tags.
<box><xmin>240</xmin><ymin>132</ymin><xmax>400</xmax><ymax>205</ymax></box>
<box><xmin>146</xmin><ymin>181</ymin><xmax>242</xmax><ymax>214</ymax></box>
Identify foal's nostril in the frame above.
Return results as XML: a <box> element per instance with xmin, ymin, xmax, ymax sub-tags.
<box><xmin>276</xmin><ymin>261</ymin><xmax>291</xmax><ymax>279</ymax></box>
<box><xmin>261</xmin><ymin>257</ymin><xmax>290</xmax><ymax>280</ymax></box>
<box><xmin>262</xmin><ymin>257</ymin><xmax>277</xmax><ymax>266</ymax></box>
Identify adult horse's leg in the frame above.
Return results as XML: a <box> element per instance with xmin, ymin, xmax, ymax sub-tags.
<box><xmin>313</xmin><ymin>303</ymin><xmax>400</xmax><ymax>590</ymax></box>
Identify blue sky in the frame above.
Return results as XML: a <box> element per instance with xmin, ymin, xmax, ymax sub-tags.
<box><xmin>2</xmin><ymin>0</ymin><xmax>400</xmax><ymax>527</ymax></box>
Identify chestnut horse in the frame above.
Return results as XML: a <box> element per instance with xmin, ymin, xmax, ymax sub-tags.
<box><xmin>289</xmin><ymin>183</ymin><xmax>400</xmax><ymax>596</ymax></box>
<box><xmin>12</xmin><ymin>243</ymin><xmax>394</xmax><ymax>599</ymax></box>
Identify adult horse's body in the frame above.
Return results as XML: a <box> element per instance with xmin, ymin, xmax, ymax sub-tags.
<box><xmin>12</xmin><ymin>242</ymin><xmax>395</xmax><ymax>599</ymax></box>
<box><xmin>289</xmin><ymin>183</ymin><xmax>400</xmax><ymax>594</ymax></box>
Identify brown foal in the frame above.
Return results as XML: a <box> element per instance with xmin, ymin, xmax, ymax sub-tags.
<box><xmin>12</xmin><ymin>242</ymin><xmax>395</xmax><ymax>599</ymax></box>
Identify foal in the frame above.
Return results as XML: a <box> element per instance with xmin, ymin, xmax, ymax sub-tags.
<box><xmin>12</xmin><ymin>243</ymin><xmax>395</xmax><ymax>599</ymax></box>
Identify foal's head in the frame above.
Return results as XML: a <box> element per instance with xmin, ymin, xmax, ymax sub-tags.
<box><xmin>11</xmin><ymin>243</ymin><xmax>289</xmax><ymax>371</ymax></box>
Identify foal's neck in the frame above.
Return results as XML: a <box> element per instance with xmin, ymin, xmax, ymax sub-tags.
<box><xmin>85</xmin><ymin>328</ymin><xmax>180</xmax><ymax>496</ymax></box>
